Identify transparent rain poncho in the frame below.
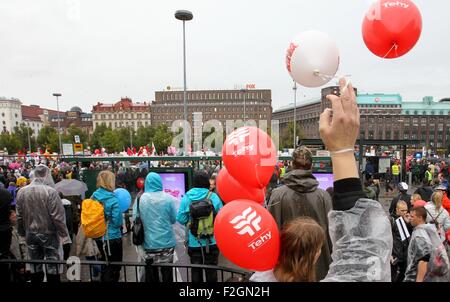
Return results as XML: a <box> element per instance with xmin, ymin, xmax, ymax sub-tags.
<box><xmin>322</xmin><ymin>199</ymin><xmax>393</xmax><ymax>282</ymax></box>
<box><xmin>16</xmin><ymin>165</ymin><xmax>71</xmax><ymax>274</ymax></box>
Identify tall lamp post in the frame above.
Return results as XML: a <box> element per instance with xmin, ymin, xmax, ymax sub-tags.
<box><xmin>175</xmin><ymin>10</ymin><xmax>193</xmax><ymax>156</ymax></box>
<box><xmin>240</xmin><ymin>89</ymin><xmax>247</xmax><ymax>123</ymax></box>
<box><xmin>52</xmin><ymin>93</ymin><xmax>62</xmax><ymax>154</ymax></box>
<box><xmin>293</xmin><ymin>81</ymin><xmax>297</xmax><ymax>148</ymax></box>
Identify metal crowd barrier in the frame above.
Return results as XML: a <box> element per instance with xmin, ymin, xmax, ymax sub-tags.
<box><xmin>0</xmin><ymin>258</ymin><xmax>251</xmax><ymax>282</ymax></box>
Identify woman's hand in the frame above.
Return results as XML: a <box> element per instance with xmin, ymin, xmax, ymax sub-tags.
<box><xmin>319</xmin><ymin>78</ymin><xmax>360</xmax><ymax>152</ymax></box>
<box><xmin>319</xmin><ymin>78</ymin><xmax>360</xmax><ymax>181</ymax></box>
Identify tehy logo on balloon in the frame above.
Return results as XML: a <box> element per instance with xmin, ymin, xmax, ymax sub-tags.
<box><xmin>214</xmin><ymin>200</ymin><xmax>280</xmax><ymax>271</ymax></box>
<box><xmin>285</xmin><ymin>42</ymin><xmax>298</xmax><ymax>73</ymax></box>
<box><xmin>230</xmin><ymin>206</ymin><xmax>262</xmax><ymax>237</ymax></box>
<box><xmin>229</xmin><ymin>206</ymin><xmax>274</xmax><ymax>252</ymax></box>
<box><xmin>225</xmin><ymin>127</ymin><xmax>253</xmax><ymax>156</ymax></box>
<box><xmin>383</xmin><ymin>1</ymin><xmax>409</xmax><ymax>8</ymax></box>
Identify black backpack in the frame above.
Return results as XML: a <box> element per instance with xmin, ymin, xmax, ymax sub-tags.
<box><xmin>188</xmin><ymin>191</ymin><xmax>215</xmax><ymax>240</ymax></box>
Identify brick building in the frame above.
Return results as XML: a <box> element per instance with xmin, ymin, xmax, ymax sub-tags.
<box><xmin>151</xmin><ymin>89</ymin><xmax>272</xmax><ymax>127</ymax></box>
<box><xmin>92</xmin><ymin>98</ymin><xmax>151</xmax><ymax>131</ymax></box>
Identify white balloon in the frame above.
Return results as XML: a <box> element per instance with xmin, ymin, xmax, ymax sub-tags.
<box><xmin>286</xmin><ymin>31</ymin><xmax>340</xmax><ymax>88</ymax></box>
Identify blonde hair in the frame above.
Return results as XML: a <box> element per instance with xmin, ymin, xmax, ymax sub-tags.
<box><xmin>274</xmin><ymin>217</ymin><xmax>325</xmax><ymax>282</ymax></box>
<box><xmin>96</xmin><ymin>171</ymin><xmax>116</xmax><ymax>192</ymax></box>
<box><xmin>412</xmin><ymin>194</ymin><xmax>422</xmax><ymax>202</ymax></box>
<box><xmin>431</xmin><ymin>191</ymin><xmax>443</xmax><ymax>211</ymax></box>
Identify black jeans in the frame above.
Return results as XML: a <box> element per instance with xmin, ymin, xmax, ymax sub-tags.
<box><xmin>96</xmin><ymin>238</ymin><xmax>123</xmax><ymax>282</ymax></box>
<box><xmin>188</xmin><ymin>245</ymin><xmax>219</xmax><ymax>283</ymax></box>
<box><xmin>144</xmin><ymin>248</ymin><xmax>174</xmax><ymax>283</ymax></box>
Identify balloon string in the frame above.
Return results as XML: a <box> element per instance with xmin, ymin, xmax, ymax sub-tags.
<box><xmin>383</xmin><ymin>43</ymin><xmax>399</xmax><ymax>59</ymax></box>
<box><xmin>313</xmin><ymin>71</ymin><xmax>352</xmax><ymax>92</ymax></box>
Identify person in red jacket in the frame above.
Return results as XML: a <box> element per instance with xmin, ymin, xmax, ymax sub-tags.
<box><xmin>435</xmin><ymin>185</ymin><xmax>450</xmax><ymax>213</ymax></box>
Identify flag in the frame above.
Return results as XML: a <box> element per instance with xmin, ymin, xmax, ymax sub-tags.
<box><xmin>150</xmin><ymin>142</ymin><xmax>156</xmax><ymax>156</ymax></box>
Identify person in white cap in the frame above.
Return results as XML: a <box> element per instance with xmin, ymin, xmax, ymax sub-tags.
<box><xmin>389</xmin><ymin>182</ymin><xmax>412</xmax><ymax>215</ymax></box>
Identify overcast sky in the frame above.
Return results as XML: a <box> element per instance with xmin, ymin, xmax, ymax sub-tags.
<box><xmin>0</xmin><ymin>0</ymin><xmax>448</xmax><ymax>112</ymax></box>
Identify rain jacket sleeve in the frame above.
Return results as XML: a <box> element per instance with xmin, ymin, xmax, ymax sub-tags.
<box><xmin>48</xmin><ymin>189</ymin><xmax>71</xmax><ymax>244</ymax></box>
<box><xmin>169</xmin><ymin>197</ymin><xmax>177</xmax><ymax>224</ymax></box>
<box><xmin>106</xmin><ymin>196</ymin><xmax>123</xmax><ymax>230</ymax></box>
<box><xmin>322</xmin><ymin>178</ymin><xmax>393</xmax><ymax>282</ymax></box>
<box><xmin>176</xmin><ymin>194</ymin><xmax>190</xmax><ymax>225</ymax></box>
<box><xmin>16</xmin><ymin>192</ymin><xmax>25</xmax><ymax>237</ymax></box>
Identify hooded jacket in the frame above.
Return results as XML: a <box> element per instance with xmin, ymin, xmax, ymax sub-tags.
<box><xmin>267</xmin><ymin>169</ymin><xmax>333</xmax><ymax>281</ymax></box>
<box><xmin>404</xmin><ymin>223</ymin><xmax>450</xmax><ymax>282</ymax></box>
<box><xmin>92</xmin><ymin>187</ymin><xmax>122</xmax><ymax>240</ymax></box>
<box><xmin>132</xmin><ymin>172</ymin><xmax>177</xmax><ymax>250</ymax></box>
<box><xmin>16</xmin><ymin>166</ymin><xmax>70</xmax><ymax>244</ymax></box>
<box><xmin>176</xmin><ymin>188</ymin><xmax>223</xmax><ymax>248</ymax></box>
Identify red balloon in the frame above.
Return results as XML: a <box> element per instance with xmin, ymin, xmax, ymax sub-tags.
<box><xmin>362</xmin><ymin>0</ymin><xmax>422</xmax><ymax>59</ymax></box>
<box><xmin>222</xmin><ymin>127</ymin><xmax>276</xmax><ymax>189</ymax></box>
<box><xmin>136</xmin><ymin>177</ymin><xmax>145</xmax><ymax>190</ymax></box>
<box><xmin>214</xmin><ymin>200</ymin><xmax>279</xmax><ymax>271</ymax></box>
<box><xmin>216</xmin><ymin>167</ymin><xmax>266</xmax><ymax>204</ymax></box>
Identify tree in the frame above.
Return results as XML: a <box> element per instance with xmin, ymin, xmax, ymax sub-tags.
<box><xmin>100</xmin><ymin>129</ymin><xmax>121</xmax><ymax>153</ymax></box>
<box><xmin>13</xmin><ymin>124</ymin><xmax>37</xmax><ymax>152</ymax></box>
<box><xmin>153</xmin><ymin>124</ymin><xmax>173</xmax><ymax>153</ymax></box>
<box><xmin>90</xmin><ymin>124</ymin><xmax>109</xmax><ymax>150</ymax></box>
<box><xmin>115</xmin><ymin>127</ymin><xmax>136</xmax><ymax>151</ymax></box>
<box><xmin>447</xmin><ymin>141</ymin><xmax>450</xmax><ymax>156</ymax></box>
<box><xmin>280</xmin><ymin>122</ymin><xmax>305</xmax><ymax>150</ymax></box>
<box><xmin>64</xmin><ymin>124</ymin><xmax>88</xmax><ymax>145</ymax></box>
<box><xmin>37</xmin><ymin>126</ymin><xmax>59</xmax><ymax>152</ymax></box>
<box><xmin>134</xmin><ymin>126</ymin><xmax>156</xmax><ymax>148</ymax></box>
<box><xmin>0</xmin><ymin>132</ymin><xmax>21</xmax><ymax>154</ymax></box>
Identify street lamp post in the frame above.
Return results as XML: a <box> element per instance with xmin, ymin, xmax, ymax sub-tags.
<box><xmin>175</xmin><ymin>10</ymin><xmax>193</xmax><ymax>156</ymax></box>
<box><xmin>293</xmin><ymin>81</ymin><xmax>297</xmax><ymax>148</ymax></box>
<box><xmin>26</xmin><ymin>125</ymin><xmax>31</xmax><ymax>153</ymax></box>
<box><xmin>240</xmin><ymin>89</ymin><xmax>247</xmax><ymax>123</ymax></box>
<box><xmin>52</xmin><ymin>93</ymin><xmax>62</xmax><ymax>154</ymax></box>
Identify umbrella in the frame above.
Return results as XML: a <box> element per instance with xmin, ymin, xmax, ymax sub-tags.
<box><xmin>55</xmin><ymin>179</ymin><xmax>88</xmax><ymax>199</ymax></box>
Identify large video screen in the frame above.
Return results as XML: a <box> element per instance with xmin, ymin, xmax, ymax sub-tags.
<box><xmin>159</xmin><ymin>173</ymin><xmax>187</xmax><ymax>201</ymax></box>
<box><xmin>312</xmin><ymin>173</ymin><xmax>334</xmax><ymax>190</ymax></box>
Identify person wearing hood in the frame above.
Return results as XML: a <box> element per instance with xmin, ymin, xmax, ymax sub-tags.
<box><xmin>404</xmin><ymin>206</ymin><xmax>450</xmax><ymax>282</ymax></box>
<box><xmin>267</xmin><ymin>145</ymin><xmax>333</xmax><ymax>281</ymax></box>
<box><xmin>176</xmin><ymin>170</ymin><xmax>223</xmax><ymax>282</ymax></box>
<box><xmin>133</xmin><ymin>172</ymin><xmax>177</xmax><ymax>282</ymax></box>
<box><xmin>92</xmin><ymin>170</ymin><xmax>123</xmax><ymax>282</ymax></box>
<box><xmin>16</xmin><ymin>165</ymin><xmax>70</xmax><ymax>282</ymax></box>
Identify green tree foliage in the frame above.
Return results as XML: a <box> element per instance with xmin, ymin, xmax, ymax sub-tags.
<box><xmin>0</xmin><ymin>132</ymin><xmax>21</xmax><ymax>154</ymax></box>
<box><xmin>100</xmin><ymin>129</ymin><xmax>121</xmax><ymax>153</ymax></box>
<box><xmin>134</xmin><ymin>126</ymin><xmax>156</xmax><ymax>148</ymax></box>
<box><xmin>64</xmin><ymin>124</ymin><xmax>88</xmax><ymax>145</ymax></box>
<box><xmin>280</xmin><ymin>122</ymin><xmax>305</xmax><ymax>150</ymax></box>
<box><xmin>90</xmin><ymin>124</ymin><xmax>109</xmax><ymax>150</ymax></box>
<box><xmin>13</xmin><ymin>124</ymin><xmax>37</xmax><ymax>152</ymax></box>
<box><xmin>152</xmin><ymin>124</ymin><xmax>173</xmax><ymax>153</ymax></box>
<box><xmin>37</xmin><ymin>126</ymin><xmax>60</xmax><ymax>152</ymax></box>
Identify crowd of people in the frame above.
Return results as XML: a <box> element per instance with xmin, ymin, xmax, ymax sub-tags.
<box><xmin>0</xmin><ymin>80</ymin><xmax>449</xmax><ymax>283</ymax></box>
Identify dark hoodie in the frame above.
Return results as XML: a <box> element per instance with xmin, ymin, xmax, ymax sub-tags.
<box><xmin>267</xmin><ymin>169</ymin><xmax>333</xmax><ymax>281</ymax></box>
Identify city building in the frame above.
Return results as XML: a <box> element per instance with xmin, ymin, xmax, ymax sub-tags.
<box><xmin>92</xmin><ymin>98</ymin><xmax>151</xmax><ymax>131</ymax></box>
<box><xmin>21</xmin><ymin>104</ymin><xmax>64</xmax><ymax>136</ymax></box>
<box><xmin>151</xmin><ymin>89</ymin><xmax>272</xmax><ymax>128</ymax></box>
<box><xmin>0</xmin><ymin>97</ymin><xmax>23</xmax><ymax>133</ymax></box>
<box><xmin>272</xmin><ymin>86</ymin><xmax>450</xmax><ymax>154</ymax></box>
<box><xmin>48</xmin><ymin>106</ymin><xmax>93</xmax><ymax>139</ymax></box>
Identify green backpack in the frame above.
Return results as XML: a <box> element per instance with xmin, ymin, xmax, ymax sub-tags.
<box><xmin>188</xmin><ymin>192</ymin><xmax>215</xmax><ymax>240</ymax></box>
